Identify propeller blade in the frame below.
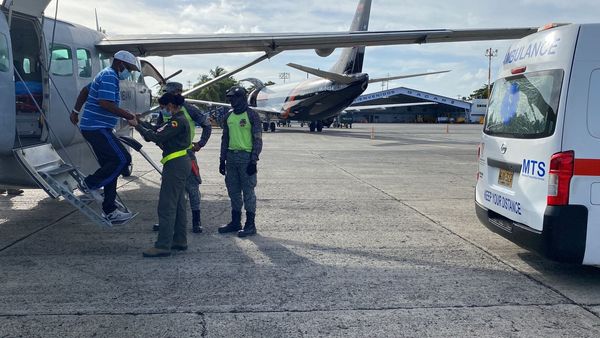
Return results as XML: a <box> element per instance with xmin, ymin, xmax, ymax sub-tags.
<box><xmin>163</xmin><ymin>69</ymin><xmax>183</xmax><ymax>82</ymax></box>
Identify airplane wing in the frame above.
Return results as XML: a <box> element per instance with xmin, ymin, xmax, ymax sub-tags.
<box><xmin>96</xmin><ymin>27</ymin><xmax>537</xmax><ymax>57</ymax></box>
<box><xmin>186</xmin><ymin>99</ymin><xmax>281</xmax><ymax>115</ymax></box>
<box><xmin>287</xmin><ymin>63</ymin><xmax>355</xmax><ymax>84</ymax></box>
<box><xmin>369</xmin><ymin>70</ymin><xmax>450</xmax><ymax>83</ymax></box>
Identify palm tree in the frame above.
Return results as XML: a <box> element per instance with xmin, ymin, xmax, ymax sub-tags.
<box><xmin>189</xmin><ymin>66</ymin><xmax>238</xmax><ymax>103</ymax></box>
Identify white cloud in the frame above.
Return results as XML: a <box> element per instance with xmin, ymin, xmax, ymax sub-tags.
<box><xmin>45</xmin><ymin>0</ymin><xmax>599</xmax><ymax>98</ymax></box>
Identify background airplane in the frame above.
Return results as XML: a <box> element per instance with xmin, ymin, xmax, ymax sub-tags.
<box><xmin>0</xmin><ymin>0</ymin><xmax>535</xmax><ymax>194</ymax></box>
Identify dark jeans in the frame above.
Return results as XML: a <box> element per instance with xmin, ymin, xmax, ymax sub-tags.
<box><xmin>81</xmin><ymin>129</ymin><xmax>131</xmax><ymax>214</ymax></box>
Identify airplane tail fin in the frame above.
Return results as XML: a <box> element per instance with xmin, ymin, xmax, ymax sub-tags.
<box><xmin>329</xmin><ymin>0</ymin><xmax>371</xmax><ymax>75</ymax></box>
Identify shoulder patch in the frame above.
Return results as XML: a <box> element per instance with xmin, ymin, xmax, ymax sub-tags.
<box><xmin>171</xmin><ymin>120</ymin><xmax>178</xmax><ymax>128</ymax></box>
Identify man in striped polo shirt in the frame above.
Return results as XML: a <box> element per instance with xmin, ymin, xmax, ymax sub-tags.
<box><xmin>78</xmin><ymin>50</ymin><xmax>139</xmax><ymax>223</ymax></box>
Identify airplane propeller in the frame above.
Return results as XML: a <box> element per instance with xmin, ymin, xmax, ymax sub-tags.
<box><xmin>163</xmin><ymin>69</ymin><xmax>183</xmax><ymax>83</ymax></box>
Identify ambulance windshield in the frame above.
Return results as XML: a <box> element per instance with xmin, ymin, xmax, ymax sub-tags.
<box><xmin>484</xmin><ymin>69</ymin><xmax>563</xmax><ymax>138</ymax></box>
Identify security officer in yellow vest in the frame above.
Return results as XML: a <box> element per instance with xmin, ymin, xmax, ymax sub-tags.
<box><xmin>152</xmin><ymin>82</ymin><xmax>212</xmax><ymax>233</ymax></box>
<box><xmin>218</xmin><ymin>86</ymin><xmax>263</xmax><ymax>237</ymax></box>
<box><xmin>130</xmin><ymin>93</ymin><xmax>191</xmax><ymax>257</ymax></box>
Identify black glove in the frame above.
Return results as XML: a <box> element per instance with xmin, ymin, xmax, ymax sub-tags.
<box><xmin>219</xmin><ymin>160</ymin><xmax>226</xmax><ymax>176</ymax></box>
<box><xmin>246</xmin><ymin>162</ymin><xmax>257</xmax><ymax>176</ymax></box>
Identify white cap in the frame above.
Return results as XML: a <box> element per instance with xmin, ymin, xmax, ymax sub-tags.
<box><xmin>113</xmin><ymin>50</ymin><xmax>139</xmax><ymax>71</ymax></box>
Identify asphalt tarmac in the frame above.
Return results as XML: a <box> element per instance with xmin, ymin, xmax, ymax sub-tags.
<box><xmin>1</xmin><ymin>123</ymin><xmax>600</xmax><ymax>337</ymax></box>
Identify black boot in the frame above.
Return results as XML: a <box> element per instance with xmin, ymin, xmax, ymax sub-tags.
<box><xmin>238</xmin><ymin>212</ymin><xmax>257</xmax><ymax>238</ymax></box>
<box><xmin>192</xmin><ymin>210</ymin><xmax>202</xmax><ymax>233</ymax></box>
<box><xmin>218</xmin><ymin>210</ymin><xmax>242</xmax><ymax>234</ymax></box>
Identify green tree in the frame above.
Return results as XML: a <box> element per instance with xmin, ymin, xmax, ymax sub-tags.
<box><xmin>469</xmin><ymin>83</ymin><xmax>494</xmax><ymax>100</ymax></box>
<box><xmin>188</xmin><ymin>66</ymin><xmax>238</xmax><ymax>103</ymax></box>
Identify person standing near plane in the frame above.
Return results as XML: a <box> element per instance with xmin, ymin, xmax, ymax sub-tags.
<box><xmin>151</xmin><ymin>82</ymin><xmax>212</xmax><ymax>233</ymax></box>
<box><xmin>77</xmin><ymin>50</ymin><xmax>139</xmax><ymax>223</ymax></box>
<box><xmin>130</xmin><ymin>93</ymin><xmax>191</xmax><ymax>257</ymax></box>
<box><xmin>218</xmin><ymin>86</ymin><xmax>262</xmax><ymax>237</ymax></box>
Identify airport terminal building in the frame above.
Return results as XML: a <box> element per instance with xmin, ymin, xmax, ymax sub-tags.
<box><xmin>349</xmin><ymin>86</ymin><xmax>473</xmax><ymax>123</ymax></box>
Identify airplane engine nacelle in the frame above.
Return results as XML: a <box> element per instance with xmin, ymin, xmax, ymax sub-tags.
<box><xmin>315</xmin><ymin>48</ymin><xmax>335</xmax><ymax>57</ymax></box>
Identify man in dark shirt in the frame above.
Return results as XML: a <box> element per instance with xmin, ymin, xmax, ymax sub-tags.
<box><xmin>218</xmin><ymin>86</ymin><xmax>262</xmax><ymax>237</ymax></box>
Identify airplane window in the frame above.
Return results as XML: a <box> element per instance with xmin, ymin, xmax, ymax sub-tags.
<box><xmin>23</xmin><ymin>58</ymin><xmax>31</xmax><ymax>74</ymax></box>
<box><xmin>99</xmin><ymin>52</ymin><xmax>111</xmax><ymax>69</ymax></box>
<box><xmin>49</xmin><ymin>44</ymin><xmax>73</xmax><ymax>76</ymax></box>
<box><xmin>129</xmin><ymin>70</ymin><xmax>140</xmax><ymax>83</ymax></box>
<box><xmin>137</xmin><ymin>71</ymin><xmax>146</xmax><ymax>85</ymax></box>
<box><xmin>77</xmin><ymin>48</ymin><xmax>92</xmax><ymax>78</ymax></box>
<box><xmin>0</xmin><ymin>33</ymin><xmax>9</xmax><ymax>72</ymax></box>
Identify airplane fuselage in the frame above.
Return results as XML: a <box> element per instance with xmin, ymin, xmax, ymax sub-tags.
<box><xmin>253</xmin><ymin>74</ymin><xmax>369</xmax><ymax>123</ymax></box>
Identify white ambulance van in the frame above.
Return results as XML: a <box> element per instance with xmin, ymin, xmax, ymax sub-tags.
<box><xmin>475</xmin><ymin>23</ymin><xmax>600</xmax><ymax>265</ymax></box>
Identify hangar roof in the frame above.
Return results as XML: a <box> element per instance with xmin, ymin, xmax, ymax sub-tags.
<box><xmin>351</xmin><ymin>87</ymin><xmax>471</xmax><ymax>110</ymax></box>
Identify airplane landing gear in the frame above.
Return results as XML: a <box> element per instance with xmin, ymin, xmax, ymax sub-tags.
<box><xmin>316</xmin><ymin>121</ymin><xmax>323</xmax><ymax>132</ymax></box>
<box><xmin>263</xmin><ymin>122</ymin><xmax>277</xmax><ymax>132</ymax></box>
<box><xmin>308</xmin><ymin>121</ymin><xmax>323</xmax><ymax>132</ymax></box>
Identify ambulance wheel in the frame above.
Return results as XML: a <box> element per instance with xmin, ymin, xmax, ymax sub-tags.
<box><xmin>270</xmin><ymin>122</ymin><xmax>276</xmax><ymax>132</ymax></box>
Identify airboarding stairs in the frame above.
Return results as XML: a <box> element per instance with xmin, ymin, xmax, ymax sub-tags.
<box><xmin>13</xmin><ymin>143</ymin><xmax>137</xmax><ymax>227</ymax></box>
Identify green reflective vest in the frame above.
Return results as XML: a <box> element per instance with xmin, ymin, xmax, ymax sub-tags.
<box><xmin>164</xmin><ymin>106</ymin><xmax>195</xmax><ymax>148</ymax></box>
<box><xmin>227</xmin><ymin>111</ymin><xmax>252</xmax><ymax>153</ymax></box>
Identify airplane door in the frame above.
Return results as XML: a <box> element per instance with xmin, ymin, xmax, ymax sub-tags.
<box><xmin>0</xmin><ymin>10</ymin><xmax>15</xmax><ymax>154</ymax></box>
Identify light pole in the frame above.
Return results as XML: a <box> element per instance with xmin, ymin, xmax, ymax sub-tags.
<box><xmin>279</xmin><ymin>72</ymin><xmax>290</xmax><ymax>84</ymax></box>
<box><xmin>485</xmin><ymin>48</ymin><xmax>498</xmax><ymax>101</ymax></box>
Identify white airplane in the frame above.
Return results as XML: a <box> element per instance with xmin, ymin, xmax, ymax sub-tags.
<box><xmin>184</xmin><ymin>0</ymin><xmax>454</xmax><ymax>133</ymax></box>
<box><xmin>0</xmin><ymin>0</ymin><xmax>536</xmax><ymax>194</ymax></box>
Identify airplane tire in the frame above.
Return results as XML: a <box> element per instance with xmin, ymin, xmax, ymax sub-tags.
<box><xmin>316</xmin><ymin>121</ymin><xmax>323</xmax><ymax>132</ymax></box>
<box><xmin>309</xmin><ymin>121</ymin><xmax>316</xmax><ymax>132</ymax></box>
<box><xmin>263</xmin><ymin>122</ymin><xmax>269</xmax><ymax>132</ymax></box>
<box><xmin>270</xmin><ymin>122</ymin><xmax>276</xmax><ymax>132</ymax></box>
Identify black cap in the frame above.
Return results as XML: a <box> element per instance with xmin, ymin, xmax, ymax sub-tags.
<box><xmin>163</xmin><ymin>82</ymin><xmax>183</xmax><ymax>94</ymax></box>
<box><xmin>226</xmin><ymin>86</ymin><xmax>247</xmax><ymax>98</ymax></box>
<box><xmin>158</xmin><ymin>93</ymin><xmax>184</xmax><ymax>106</ymax></box>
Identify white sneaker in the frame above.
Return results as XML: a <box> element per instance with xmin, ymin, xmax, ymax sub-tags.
<box><xmin>103</xmin><ymin>209</ymin><xmax>133</xmax><ymax>223</ymax></box>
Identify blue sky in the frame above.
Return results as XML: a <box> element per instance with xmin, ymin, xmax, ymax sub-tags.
<box><xmin>47</xmin><ymin>0</ymin><xmax>600</xmax><ymax>99</ymax></box>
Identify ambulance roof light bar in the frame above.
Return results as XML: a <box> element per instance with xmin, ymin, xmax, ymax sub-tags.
<box><xmin>511</xmin><ymin>66</ymin><xmax>527</xmax><ymax>75</ymax></box>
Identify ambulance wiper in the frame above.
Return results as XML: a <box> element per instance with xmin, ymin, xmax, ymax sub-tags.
<box><xmin>485</xmin><ymin>122</ymin><xmax>505</xmax><ymax>131</ymax></box>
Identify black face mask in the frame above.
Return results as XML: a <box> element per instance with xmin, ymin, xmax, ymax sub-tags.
<box><xmin>229</xmin><ymin>95</ymin><xmax>248</xmax><ymax>114</ymax></box>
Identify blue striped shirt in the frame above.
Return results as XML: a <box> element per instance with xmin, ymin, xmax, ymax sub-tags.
<box><xmin>80</xmin><ymin>67</ymin><xmax>121</xmax><ymax>130</ymax></box>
